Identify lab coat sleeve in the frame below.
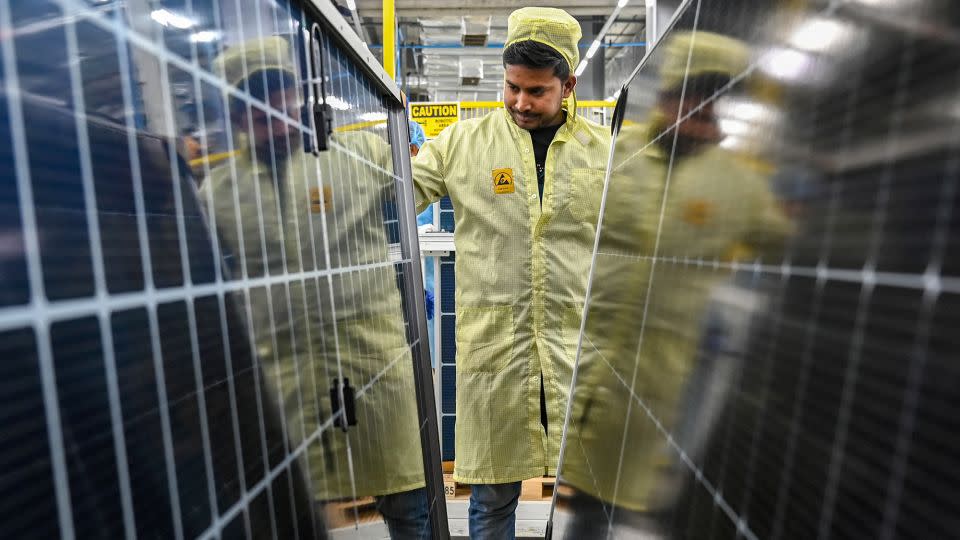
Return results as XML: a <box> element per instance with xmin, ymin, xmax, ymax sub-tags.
<box><xmin>411</xmin><ymin>131</ymin><xmax>450</xmax><ymax>213</ymax></box>
<box><xmin>745</xmin><ymin>175</ymin><xmax>794</xmax><ymax>255</ymax></box>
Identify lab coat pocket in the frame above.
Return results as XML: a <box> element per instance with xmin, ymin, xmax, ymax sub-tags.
<box><xmin>569</xmin><ymin>168</ymin><xmax>606</xmax><ymax>226</ymax></box>
<box><xmin>455</xmin><ymin>306</ymin><xmax>515</xmax><ymax>374</ymax></box>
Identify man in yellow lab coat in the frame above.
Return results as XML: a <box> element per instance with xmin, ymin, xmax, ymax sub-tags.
<box><xmin>199</xmin><ymin>37</ymin><xmax>429</xmax><ymax>538</ymax></box>
<box><xmin>412</xmin><ymin>7</ymin><xmax>611</xmax><ymax>538</ymax></box>
<box><xmin>557</xmin><ymin>32</ymin><xmax>792</xmax><ymax>537</ymax></box>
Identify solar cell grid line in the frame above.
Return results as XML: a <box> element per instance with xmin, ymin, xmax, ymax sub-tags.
<box><xmin>194</xmin><ymin>406</ymin><xmax>342</xmax><ymax>540</ymax></box>
<box><xmin>0</xmin><ymin>1</ymin><xmax>76</xmax><ymax>537</ymax></box>
<box><xmin>606</xmin><ymin>0</ymin><xmax>704</xmax><ymax>527</ymax></box>
<box><xmin>313</xmin><ymin>32</ymin><xmax>361</xmax><ymax>520</ymax></box>
<box><xmin>321</xmin><ymin>42</ymin><xmax>365</xmax><ymax>511</ymax></box>
<box><xmin>57</xmin><ymin>2</ymin><xmax>137</xmax><ymax>537</ymax></box>
<box><xmin>299</xmin><ymin>10</ymin><xmax>347</xmax><ymax>510</ymax></box>
<box><xmin>62</xmin><ymin>0</ymin><xmax>397</xmax><ymax>183</ymax></box>
<box><xmin>707</xmin><ymin>274</ymin><xmax>788</xmax><ymax>536</ymax></box>
<box><xmin>770</xmin><ymin>190</ymin><xmax>844</xmax><ymax>540</ymax></box>
<box><xmin>722</xmin><ymin>48</ymin><xmax>835</xmax><ymax>534</ymax></box>
<box><xmin>769</xmin><ymin>41</ymin><xmax>866</xmax><ymax>540</ymax></box>
<box><xmin>879</xmin><ymin>85</ymin><xmax>960</xmax><ymax>540</ymax></box>
<box><xmin>584</xmin><ymin>330</ymin><xmax>758</xmax><ymax>540</ymax></box>
<box><xmin>305</xmin><ymin>158</ymin><xmax>346</xmax><ymax>507</ymax></box>
<box><xmin>235</xmin><ymin>35</ymin><xmax>285</xmax><ymax>508</ymax></box>
<box><xmin>274</xmin><ymin>9</ymin><xmax>323</xmax><ymax>533</ymax></box>
<box><xmin>348</xmin><ymin>89</ymin><xmax>385</xmax><ymax>504</ymax></box>
<box><xmin>584</xmin><ymin>255</ymin><xmax>960</xmax><ymax>295</ymax></box>
<box><xmin>183</xmin><ymin>0</ymin><xmax>257</xmax><ymax>529</ymax></box>
<box><xmin>0</xmin><ymin>258</ymin><xmax>412</xmax><ymax>335</ymax></box>
<box><xmin>817</xmin><ymin>35</ymin><xmax>917</xmax><ymax>540</ymax></box>
<box><xmin>108</xmin><ymin>6</ymin><xmax>187</xmax><ymax>538</ymax></box>
<box><xmin>144</xmin><ymin>17</ymin><xmax>228</xmax><ymax>528</ymax></box>
<box><xmin>76</xmin><ymin>0</ymin><xmax>389</xmax><ymax>174</ymax></box>
<box><xmin>216</xmin><ymin>4</ymin><xmax>305</xmax><ymax>531</ymax></box>
<box><xmin>354</xmin><ymin>73</ymin><xmax>386</xmax><ymax>458</ymax></box>
<box><xmin>579</xmin><ymin>332</ymin><xmax>760</xmax><ymax>540</ymax></box>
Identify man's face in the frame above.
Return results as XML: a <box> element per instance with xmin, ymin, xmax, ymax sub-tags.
<box><xmin>503</xmin><ymin>63</ymin><xmax>575</xmax><ymax>130</ymax></box>
<box><xmin>246</xmin><ymin>86</ymin><xmax>301</xmax><ymax>165</ymax></box>
<box><xmin>657</xmin><ymin>92</ymin><xmax>721</xmax><ymax>156</ymax></box>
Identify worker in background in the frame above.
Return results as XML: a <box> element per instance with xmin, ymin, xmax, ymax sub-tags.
<box><xmin>557</xmin><ymin>32</ymin><xmax>792</xmax><ymax>537</ymax></box>
<box><xmin>409</xmin><ymin>118</ymin><xmax>426</xmax><ymax>157</ymax></box>
<box><xmin>412</xmin><ymin>7</ymin><xmax>611</xmax><ymax>538</ymax></box>
<box><xmin>200</xmin><ymin>37</ymin><xmax>429</xmax><ymax>538</ymax></box>
<box><xmin>410</xmin><ymin>119</ymin><xmax>439</xmax><ymax>366</ymax></box>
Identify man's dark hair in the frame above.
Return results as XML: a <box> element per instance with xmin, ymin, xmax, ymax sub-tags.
<box><xmin>502</xmin><ymin>40</ymin><xmax>570</xmax><ymax>81</ymax></box>
<box><xmin>230</xmin><ymin>68</ymin><xmax>296</xmax><ymax>118</ymax></box>
<box><xmin>659</xmin><ymin>72</ymin><xmax>731</xmax><ymax>99</ymax></box>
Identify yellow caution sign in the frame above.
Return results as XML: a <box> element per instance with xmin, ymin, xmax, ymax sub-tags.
<box><xmin>410</xmin><ymin>101</ymin><xmax>460</xmax><ymax>139</ymax></box>
<box><xmin>492</xmin><ymin>168</ymin><xmax>515</xmax><ymax>194</ymax></box>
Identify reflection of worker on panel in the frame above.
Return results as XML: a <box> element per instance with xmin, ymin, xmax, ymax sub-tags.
<box><xmin>558</xmin><ymin>32</ymin><xmax>791</xmax><ymax>536</ymax></box>
<box><xmin>199</xmin><ymin>37</ymin><xmax>429</xmax><ymax>538</ymax></box>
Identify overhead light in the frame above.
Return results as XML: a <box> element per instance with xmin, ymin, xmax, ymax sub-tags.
<box><xmin>618</xmin><ymin>0</ymin><xmax>630</xmax><ymax>7</ymax></box>
<box><xmin>585</xmin><ymin>40</ymin><xmax>601</xmax><ymax>60</ymax></box>
<box><xmin>574</xmin><ymin>60</ymin><xmax>588</xmax><ymax>77</ymax></box>
<box><xmin>759</xmin><ymin>47</ymin><xmax>816</xmax><ymax>82</ymax></box>
<box><xmin>189</xmin><ymin>30</ymin><xmax>220</xmax><ymax>43</ymax></box>
<box><xmin>346</xmin><ymin>0</ymin><xmax>357</xmax><ymax>10</ymax></box>
<box><xmin>150</xmin><ymin>9</ymin><xmax>196</xmax><ymax>29</ymax></box>
<box><xmin>324</xmin><ymin>95</ymin><xmax>351</xmax><ymax>111</ymax></box>
<box><xmin>788</xmin><ymin>18</ymin><xmax>857</xmax><ymax>54</ymax></box>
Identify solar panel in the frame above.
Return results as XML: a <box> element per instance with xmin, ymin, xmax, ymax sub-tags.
<box><xmin>0</xmin><ymin>0</ymin><xmax>445</xmax><ymax>538</ymax></box>
<box><xmin>551</xmin><ymin>0</ymin><xmax>960</xmax><ymax>538</ymax></box>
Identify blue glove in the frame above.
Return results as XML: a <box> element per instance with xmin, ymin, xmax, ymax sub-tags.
<box><xmin>408</xmin><ymin>120</ymin><xmax>426</xmax><ymax>150</ymax></box>
<box><xmin>424</xmin><ymin>289</ymin><xmax>435</xmax><ymax>320</ymax></box>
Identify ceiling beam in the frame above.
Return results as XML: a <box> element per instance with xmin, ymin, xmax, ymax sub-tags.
<box><xmin>355</xmin><ymin>0</ymin><xmax>645</xmax><ymax>19</ymax></box>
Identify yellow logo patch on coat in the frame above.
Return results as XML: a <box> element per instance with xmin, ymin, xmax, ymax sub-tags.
<box><xmin>492</xmin><ymin>168</ymin><xmax>515</xmax><ymax>194</ymax></box>
<box><xmin>683</xmin><ymin>199</ymin><xmax>713</xmax><ymax>226</ymax></box>
<box><xmin>310</xmin><ymin>185</ymin><xmax>333</xmax><ymax>213</ymax></box>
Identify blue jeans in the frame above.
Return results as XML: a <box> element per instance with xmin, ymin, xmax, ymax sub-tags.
<box><xmin>375</xmin><ymin>487</ymin><xmax>431</xmax><ymax>539</ymax></box>
<box><xmin>469</xmin><ymin>482</ymin><xmax>522</xmax><ymax>540</ymax></box>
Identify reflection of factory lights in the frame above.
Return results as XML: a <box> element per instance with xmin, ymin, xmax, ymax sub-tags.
<box><xmin>759</xmin><ymin>47</ymin><xmax>816</xmax><ymax>82</ymax></box>
<box><xmin>189</xmin><ymin>30</ymin><xmax>220</xmax><ymax>43</ymax></box>
<box><xmin>574</xmin><ymin>60</ymin><xmax>588</xmax><ymax>77</ymax></box>
<box><xmin>788</xmin><ymin>18</ymin><xmax>857</xmax><ymax>54</ymax></box>
<box><xmin>720</xmin><ymin>100</ymin><xmax>771</xmax><ymax>123</ymax></box>
<box><xmin>324</xmin><ymin>96</ymin><xmax>351</xmax><ymax>111</ymax></box>
<box><xmin>719</xmin><ymin>118</ymin><xmax>750</xmax><ymax>137</ymax></box>
<box><xmin>150</xmin><ymin>9</ymin><xmax>196</xmax><ymax>29</ymax></box>
<box><xmin>585</xmin><ymin>40</ymin><xmax>601</xmax><ymax>60</ymax></box>
<box><xmin>720</xmin><ymin>136</ymin><xmax>747</xmax><ymax>150</ymax></box>
<box><xmin>853</xmin><ymin>0</ymin><xmax>922</xmax><ymax>7</ymax></box>
<box><xmin>358</xmin><ymin>112</ymin><xmax>388</xmax><ymax>122</ymax></box>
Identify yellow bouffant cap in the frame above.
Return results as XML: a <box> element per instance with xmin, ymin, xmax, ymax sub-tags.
<box><xmin>505</xmin><ymin>7</ymin><xmax>582</xmax><ymax>73</ymax></box>
<box><xmin>659</xmin><ymin>31</ymin><xmax>749</xmax><ymax>92</ymax></box>
<box><xmin>213</xmin><ymin>36</ymin><xmax>295</xmax><ymax>88</ymax></box>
